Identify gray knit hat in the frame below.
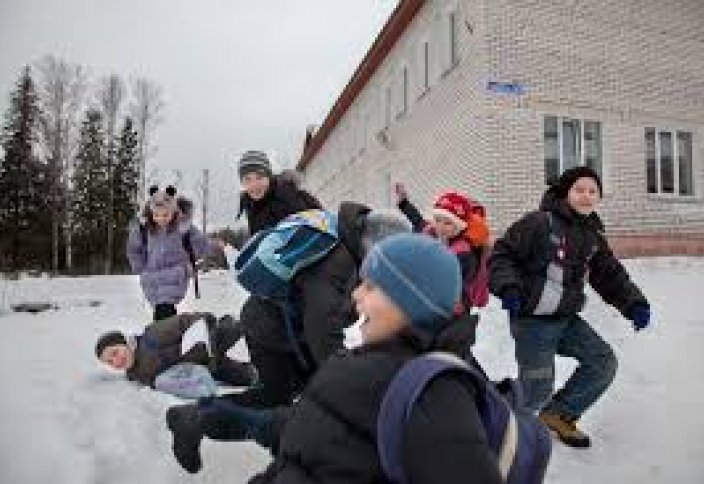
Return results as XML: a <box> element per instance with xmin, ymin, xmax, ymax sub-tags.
<box><xmin>238</xmin><ymin>150</ymin><xmax>272</xmax><ymax>179</ymax></box>
<box><xmin>360</xmin><ymin>209</ymin><xmax>412</xmax><ymax>254</ymax></box>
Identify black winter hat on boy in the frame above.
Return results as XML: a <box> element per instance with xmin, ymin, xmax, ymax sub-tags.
<box><xmin>238</xmin><ymin>150</ymin><xmax>272</xmax><ymax>179</ymax></box>
<box><xmin>552</xmin><ymin>166</ymin><xmax>603</xmax><ymax>199</ymax></box>
<box><xmin>95</xmin><ymin>331</ymin><xmax>127</xmax><ymax>358</ymax></box>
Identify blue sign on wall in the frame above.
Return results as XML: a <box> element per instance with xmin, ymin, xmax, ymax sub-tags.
<box><xmin>486</xmin><ymin>80</ymin><xmax>526</xmax><ymax>95</ymax></box>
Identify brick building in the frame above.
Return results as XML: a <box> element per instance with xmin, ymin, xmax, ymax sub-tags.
<box><xmin>298</xmin><ymin>0</ymin><xmax>704</xmax><ymax>256</ymax></box>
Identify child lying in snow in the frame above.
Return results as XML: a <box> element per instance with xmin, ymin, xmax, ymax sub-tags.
<box><xmin>95</xmin><ymin>312</ymin><xmax>257</xmax><ymax>398</ymax></box>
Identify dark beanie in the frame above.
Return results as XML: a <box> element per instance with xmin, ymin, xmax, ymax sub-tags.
<box><xmin>360</xmin><ymin>233</ymin><xmax>461</xmax><ymax>332</ymax></box>
<box><xmin>238</xmin><ymin>150</ymin><xmax>272</xmax><ymax>179</ymax></box>
<box><xmin>95</xmin><ymin>331</ymin><xmax>127</xmax><ymax>358</ymax></box>
<box><xmin>552</xmin><ymin>166</ymin><xmax>602</xmax><ymax>199</ymax></box>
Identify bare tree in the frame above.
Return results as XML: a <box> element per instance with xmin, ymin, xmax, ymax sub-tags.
<box><xmin>194</xmin><ymin>168</ymin><xmax>209</xmax><ymax>234</ymax></box>
<box><xmin>98</xmin><ymin>74</ymin><xmax>124</xmax><ymax>274</ymax></box>
<box><xmin>35</xmin><ymin>55</ymin><xmax>87</xmax><ymax>274</ymax></box>
<box><xmin>129</xmin><ymin>78</ymin><xmax>164</xmax><ymax>203</ymax></box>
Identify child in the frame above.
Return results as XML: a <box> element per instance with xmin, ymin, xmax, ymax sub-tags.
<box><xmin>166</xmin><ymin>234</ymin><xmax>503</xmax><ymax>483</ymax></box>
<box><xmin>489</xmin><ymin>166</ymin><xmax>651</xmax><ymax>448</ymax></box>
<box><xmin>395</xmin><ymin>183</ymin><xmax>490</xmax><ymax>337</ymax></box>
<box><xmin>126</xmin><ymin>185</ymin><xmax>215</xmax><ymax>321</ymax></box>
<box><xmin>237</xmin><ymin>150</ymin><xmax>322</xmax><ymax>237</ymax></box>
<box><xmin>95</xmin><ymin>312</ymin><xmax>257</xmax><ymax>395</ymax></box>
<box><xmin>230</xmin><ymin>203</ymin><xmax>413</xmax><ymax>406</ymax></box>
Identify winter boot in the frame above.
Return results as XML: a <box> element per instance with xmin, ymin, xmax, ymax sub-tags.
<box><xmin>166</xmin><ymin>404</ymin><xmax>204</xmax><ymax>473</ymax></box>
<box><xmin>539</xmin><ymin>410</ymin><xmax>591</xmax><ymax>448</ymax></box>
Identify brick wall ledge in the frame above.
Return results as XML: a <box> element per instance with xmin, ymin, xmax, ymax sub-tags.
<box><xmin>607</xmin><ymin>232</ymin><xmax>704</xmax><ymax>258</ymax></box>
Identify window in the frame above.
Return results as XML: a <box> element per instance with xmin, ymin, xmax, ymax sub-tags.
<box><xmin>645</xmin><ymin>127</ymin><xmax>694</xmax><ymax>196</ymax></box>
<box><xmin>544</xmin><ymin>116</ymin><xmax>602</xmax><ymax>184</ymax></box>
<box><xmin>359</xmin><ymin>110</ymin><xmax>369</xmax><ymax>154</ymax></box>
<box><xmin>422</xmin><ymin>41</ymin><xmax>430</xmax><ymax>90</ymax></box>
<box><xmin>384</xmin><ymin>85</ymin><xmax>392</xmax><ymax>127</ymax></box>
<box><xmin>399</xmin><ymin>66</ymin><xmax>409</xmax><ymax>116</ymax></box>
<box><xmin>448</xmin><ymin>10</ymin><xmax>459</xmax><ymax>67</ymax></box>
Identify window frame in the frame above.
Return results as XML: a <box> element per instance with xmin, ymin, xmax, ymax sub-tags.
<box><xmin>442</xmin><ymin>3</ymin><xmax>460</xmax><ymax>76</ymax></box>
<box><xmin>544</xmin><ymin>115</ymin><xmax>603</xmax><ymax>185</ymax></box>
<box><xmin>417</xmin><ymin>36</ymin><xmax>431</xmax><ymax>97</ymax></box>
<box><xmin>645</xmin><ymin>127</ymin><xmax>695</xmax><ymax>197</ymax></box>
<box><xmin>397</xmin><ymin>63</ymin><xmax>410</xmax><ymax>118</ymax></box>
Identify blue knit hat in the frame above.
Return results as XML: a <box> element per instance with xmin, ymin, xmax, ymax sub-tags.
<box><xmin>360</xmin><ymin>233</ymin><xmax>461</xmax><ymax>332</ymax></box>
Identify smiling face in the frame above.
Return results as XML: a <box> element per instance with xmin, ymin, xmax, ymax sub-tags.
<box><xmin>566</xmin><ymin>176</ymin><xmax>601</xmax><ymax>215</ymax></box>
<box><xmin>351</xmin><ymin>279</ymin><xmax>408</xmax><ymax>345</ymax></box>
<box><xmin>241</xmin><ymin>171</ymin><xmax>271</xmax><ymax>200</ymax></box>
<box><xmin>431</xmin><ymin>213</ymin><xmax>462</xmax><ymax>241</ymax></box>
<box><xmin>151</xmin><ymin>206</ymin><xmax>176</xmax><ymax>228</ymax></box>
<box><xmin>99</xmin><ymin>344</ymin><xmax>134</xmax><ymax>371</ymax></box>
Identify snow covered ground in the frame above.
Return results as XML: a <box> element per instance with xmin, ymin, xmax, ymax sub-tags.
<box><xmin>0</xmin><ymin>257</ymin><xmax>703</xmax><ymax>483</ymax></box>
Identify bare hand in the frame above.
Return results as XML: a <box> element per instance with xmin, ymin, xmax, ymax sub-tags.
<box><xmin>394</xmin><ymin>182</ymin><xmax>408</xmax><ymax>202</ymax></box>
<box><xmin>209</xmin><ymin>237</ymin><xmax>226</xmax><ymax>251</ymax></box>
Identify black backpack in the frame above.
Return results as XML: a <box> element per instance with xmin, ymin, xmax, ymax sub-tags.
<box><xmin>377</xmin><ymin>352</ymin><xmax>551</xmax><ymax>484</ymax></box>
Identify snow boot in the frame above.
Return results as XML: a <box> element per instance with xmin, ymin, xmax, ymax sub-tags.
<box><xmin>539</xmin><ymin>410</ymin><xmax>591</xmax><ymax>448</ymax></box>
<box><xmin>166</xmin><ymin>404</ymin><xmax>204</xmax><ymax>473</ymax></box>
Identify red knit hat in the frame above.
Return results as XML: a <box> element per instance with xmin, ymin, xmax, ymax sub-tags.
<box><xmin>431</xmin><ymin>191</ymin><xmax>473</xmax><ymax>231</ymax></box>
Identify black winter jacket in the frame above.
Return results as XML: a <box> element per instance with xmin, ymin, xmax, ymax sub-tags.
<box><xmin>489</xmin><ymin>191</ymin><xmax>647</xmax><ymax>317</ymax></box>
<box><xmin>126</xmin><ymin>313</ymin><xmax>212</xmax><ymax>387</ymax></box>
<box><xmin>238</xmin><ymin>172</ymin><xmax>322</xmax><ymax>236</ymax></box>
<box><xmin>243</xmin><ymin>202</ymin><xmax>371</xmax><ymax>365</ymax></box>
<box><xmin>249</xmin><ymin>318</ymin><xmax>502</xmax><ymax>484</ymax></box>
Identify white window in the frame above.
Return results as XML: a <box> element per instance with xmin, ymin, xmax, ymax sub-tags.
<box><xmin>448</xmin><ymin>9</ymin><xmax>459</xmax><ymax>67</ymax></box>
<box><xmin>384</xmin><ymin>84</ymin><xmax>393</xmax><ymax>127</ymax></box>
<box><xmin>359</xmin><ymin>110</ymin><xmax>369</xmax><ymax>154</ymax></box>
<box><xmin>544</xmin><ymin>116</ymin><xmax>602</xmax><ymax>184</ymax></box>
<box><xmin>398</xmin><ymin>65</ymin><xmax>409</xmax><ymax>117</ymax></box>
<box><xmin>645</xmin><ymin>128</ymin><xmax>694</xmax><ymax>196</ymax></box>
<box><xmin>421</xmin><ymin>39</ymin><xmax>430</xmax><ymax>92</ymax></box>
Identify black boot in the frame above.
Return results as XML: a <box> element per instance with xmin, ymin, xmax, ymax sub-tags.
<box><xmin>166</xmin><ymin>404</ymin><xmax>204</xmax><ymax>473</ymax></box>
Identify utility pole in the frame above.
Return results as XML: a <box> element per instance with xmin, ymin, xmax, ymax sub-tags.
<box><xmin>201</xmin><ymin>168</ymin><xmax>209</xmax><ymax>234</ymax></box>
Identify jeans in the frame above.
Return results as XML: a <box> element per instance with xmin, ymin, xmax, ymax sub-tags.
<box><xmin>510</xmin><ymin>314</ymin><xmax>617</xmax><ymax>419</ymax></box>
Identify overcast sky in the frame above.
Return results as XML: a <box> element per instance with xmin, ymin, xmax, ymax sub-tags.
<box><xmin>0</xmin><ymin>0</ymin><xmax>397</xmax><ymax>226</ymax></box>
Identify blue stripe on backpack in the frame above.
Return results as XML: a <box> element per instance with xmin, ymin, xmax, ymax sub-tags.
<box><xmin>377</xmin><ymin>352</ymin><xmax>551</xmax><ymax>484</ymax></box>
<box><xmin>235</xmin><ymin>210</ymin><xmax>340</xmax><ymax>300</ymax></box>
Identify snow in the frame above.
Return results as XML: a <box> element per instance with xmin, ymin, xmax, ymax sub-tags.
<box><xmin>1</xmin><ymin>258</ymin><xmax>703</xmax><ymax>483</ymax></box>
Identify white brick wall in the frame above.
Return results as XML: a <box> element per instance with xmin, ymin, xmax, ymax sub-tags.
<box><xmin>302</xmin><ymin>0</ymin><xmax>704</xmax><ymax>238</ymax></box>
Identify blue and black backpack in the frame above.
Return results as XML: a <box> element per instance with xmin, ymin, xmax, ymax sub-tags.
<box><xmin>234</xmin><ymin>210</ymin><xmax>340</xmax><ymax>366</ymax></box>
<box><xmin>234</xmin><ymin>209</ymin><xmax>340</xmax><ymax>300</ymax></box>
<box><xmin>377</xmin><ymin>352</ymin><xmax>551</xmax><ymax>484</ymax></box>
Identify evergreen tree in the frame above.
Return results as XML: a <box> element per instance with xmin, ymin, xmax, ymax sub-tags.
<box><xmin>111</xmin><ymin>116</ymin><xmax>139</xmax><ymax>271</ymax></box>
<box><xmin>0</xmin><ymin>66</ymin><xmax>50</xmax><ymax>271</ymax></box>
<box><xmin>71</xmin><ymin>109</ymin><xmax>107</xmax><ymax>273</ymax></box>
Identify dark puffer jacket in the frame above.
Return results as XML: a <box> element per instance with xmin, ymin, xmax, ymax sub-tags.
<box><xmin>238</xmin><ymin>171</ymin><xmax>322</xmax><ymax>236</ymax></box>
<box><xmin>242</xmin><ymin>202</ymin><xmax>370</xmax><ymax>365</ymax></box>
<box><xmin>490</xmin><ymin>191</ymin><xmax>647</xmax><ymax>317</ymax></box>
<box><xmin>249</xmin><ymin>319</ymin><xmax>502</xmax><ymax>484</ymax></box>
<box><xmin>126</xmin><ymin>313</ymin><xmax>212</xmax><ymax>387</ymax></box>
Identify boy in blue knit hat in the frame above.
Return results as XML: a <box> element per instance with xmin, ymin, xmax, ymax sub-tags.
<box><xmin>166</xmin><ymin>234</ymin><xmax>502</xmax><ymax>483</ymax></box>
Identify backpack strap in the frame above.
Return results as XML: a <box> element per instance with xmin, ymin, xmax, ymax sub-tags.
<box><xmin>182</xmin><ymin>230</ymin><xmax>200</xmax><ymax>299</ymax></box>
<box><xmin>139</xmin><ymin>223</ymin><xmax>148</xmax><ymax>248</ymax></box>
<box><xmin>377</xmin><ymin>352</ymin><xmax>517</xmax><ymax>483</ymax></box>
